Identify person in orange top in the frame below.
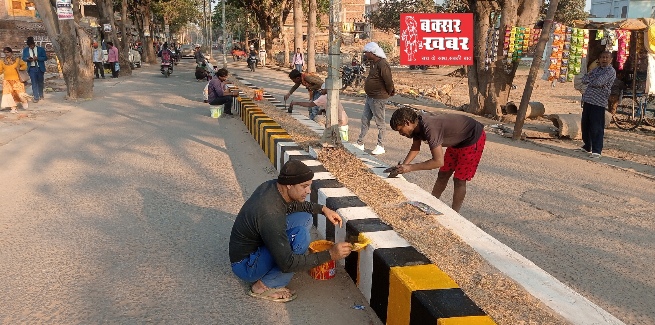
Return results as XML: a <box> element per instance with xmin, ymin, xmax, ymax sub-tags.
<box><xmin>0</xmin><ymin>47</ymin><xmax>29</xmax><ymax>114</ymax></box>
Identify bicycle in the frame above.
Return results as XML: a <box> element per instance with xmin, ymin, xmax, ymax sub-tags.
<box><xmin>612</xmin><ymin>91</ymin><xmax>655</xmax><ymax>130</ymax></box>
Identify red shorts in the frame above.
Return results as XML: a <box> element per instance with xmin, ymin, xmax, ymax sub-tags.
<box><xmin>439</xmin><ymin>131</ymin><xmax>486</xmax><ymax>181</ymax></box>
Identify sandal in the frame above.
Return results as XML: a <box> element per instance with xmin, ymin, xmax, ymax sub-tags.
<box><xmin>248</xmin><ymin>288</ymin><xmax>297</xmax><ymax>303</ymax></box>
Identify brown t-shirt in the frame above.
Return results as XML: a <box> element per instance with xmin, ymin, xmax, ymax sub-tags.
<box><xmin>364</xmin><ymin>58</ymin><xmax>395</xmax><ymax>99</ymax></box>
<box><xmin>414</xmin><ymin>113</ymin><xmax>484</xmax><ymax>149</ymax></box>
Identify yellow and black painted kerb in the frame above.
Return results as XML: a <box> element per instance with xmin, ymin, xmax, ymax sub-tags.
<box><xmin>229</xmin><ymin>82</ymin><xmax>496</xmax><ymax>325</ymax></box>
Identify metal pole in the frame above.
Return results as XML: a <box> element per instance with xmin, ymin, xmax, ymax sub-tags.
<box><xmin>222</xmin><ymin>0</ymin><xmax>227</xmax><ymax>67</ymax></box>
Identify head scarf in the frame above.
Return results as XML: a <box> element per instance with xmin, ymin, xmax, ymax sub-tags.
<box><xmin>363</xmin><ymin>42</ymin><xmax>386</xmax><ymax>59</ymax></box>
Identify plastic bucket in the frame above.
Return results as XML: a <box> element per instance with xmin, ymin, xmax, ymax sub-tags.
<box><xmin>339</xmin><ymin>125</ymin><xmax>349</xmax><ymax>141</ymax></box>
<box><xmin>308</xmin><ymin>240</ymin><xmax>336</xmax><ymax>280</ymax></box>
<box><xmin>210</xmin><ymin>105</ymin><xmax>224</xmax><ymax>119</ymax></box>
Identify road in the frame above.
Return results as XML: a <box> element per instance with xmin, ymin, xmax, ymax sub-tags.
<box><xmin>0</xmin><ymin>62</ymin><xmax>382</xmax><ymax>325</ymax></box>
<box><xmin>230</xmin><ymin>61</ymin><xmax>655</xmax><ymax>325</ymax></box>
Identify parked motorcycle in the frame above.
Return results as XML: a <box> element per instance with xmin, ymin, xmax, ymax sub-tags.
<box><xmin>161</xmin><ymin>61</ymin><xmax>173</xmax><ymax>77</ymax></box>
<box><xmin>409</xmin><ymin>65</ymin><xmax>428</xmax><ymax>70</ymax></box>
<box><xmin>247</xmin><ymin>54</ymin><xmax>259</xmax><ymax>72</ymax></box>
<box><xmin>341</xmin><ymin>63</ymin><xmax>366</xmax><ymax>90</ymax></box>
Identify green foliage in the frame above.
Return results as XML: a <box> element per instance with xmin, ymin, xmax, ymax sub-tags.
<box><xmin>440</xmin><ymin>0</ymin><xmax>470</xmax><ymax>13</ymax></box>
<box><xmin>302</xmin><ymin>0</ymin><xmax>330</xmax><ymax>26</ymax></box>
<box><xmin>211</xmin><ymin>3</ymin><xmax>258</xmax><ymax>40</ymax></box>
<box><xmin>378</xmin><ymin>40</ymin><xmax>394</xmax><ymax>56</ymax></box>
<box><xmin>368</xmin><ymin>0</ymin><xmax>437</xmax><ymax>34</ymax></box>
<box><xmin>541</xmin><ymin>0</ymin><xmax>588</xmax><ymax>25</ymax></box>
<box><xmin>151</xmin><ymin>0</ymin><xmax>201</xmax><ymax>34</ymax></box>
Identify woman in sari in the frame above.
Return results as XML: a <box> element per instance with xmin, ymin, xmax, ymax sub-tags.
<box><xmin>1</xmin><ymin>47</ymin><xmax>29</xmax><ymax>113</ymax></box>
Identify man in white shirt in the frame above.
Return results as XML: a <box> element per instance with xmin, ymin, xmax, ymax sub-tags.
<box><xmin>292</xmin><ymin>48</ymin><xmax>304</xmax><ymax>72</ymax></box>
<box><xmin>92</xmin><ymin>42</ymin><xmax>105</xmax><ymax>79</ymax></box>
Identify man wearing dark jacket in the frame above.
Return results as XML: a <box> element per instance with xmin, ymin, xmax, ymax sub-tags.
<box><xmin>229</xmin><ymin>160</ymin><xmax>352</xmax><ymax>302</ymax></box>
<box><xmin>354</xmin><ymin>42</ymin><xmax>395</xmax><ymax>155</ymax></box>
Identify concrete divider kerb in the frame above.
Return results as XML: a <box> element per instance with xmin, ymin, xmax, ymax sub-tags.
<box><xmin>227</xmin><ymin>81</ymin><xmax>495</xmax><ymax>325</ymax></box>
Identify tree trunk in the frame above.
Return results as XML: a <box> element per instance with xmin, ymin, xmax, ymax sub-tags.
<box><xmin>307</xmin><ymin>0</ymin><xmax>317</xmax><ymax>73</ymax></box>
<box><xmin>32</xmin><ymin>0</ymin><xmax>94</xmax><ymax>99</ymax></box>
<box><xmin>119</xmin><ymin>0</ymin><xmax>132</xmax><ymax>75</ymax></box>
<box><xmin>293</xmin><ymin>0</ymin><xmax>303</xmax><ymax>52</ymax></box>
<box><xmin>279</xmin><ymin>9</ymin><xmax>290</xmax><ymax>67</ymax></box>
<box><xmin>466</xmin><ymin>0</ymin><xmax>542</xmax><ymax>117</ymax></box>
<box><xmin>142</xmin><ymin>3</ymin><xmax>157</xmax><ymax>64</ymax></box>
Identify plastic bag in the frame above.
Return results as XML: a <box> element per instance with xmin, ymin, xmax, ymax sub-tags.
<box><xmin>203</xmin><ymin>82</ymin><xmax>209</xmax><ymax>102</ymax></box>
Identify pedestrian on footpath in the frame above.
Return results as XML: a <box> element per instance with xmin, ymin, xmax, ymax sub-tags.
<box><xmin>106</xmin><ymin>41</ymin><xmax>119</xmax><ymax>78</ymax></box>
<box><xmin>579</xmin><ymin>51</ymin><xmax>616</xmax><ymax>159</ymax></box>
<box><xmin>229</xmin><ymin>160</ymin><xmax>352</xmax><ymax>302</ymax></box>
<box><xmin>92</xmin><ymin>41</ymin><xmax>105</xmax><ymax>79</ymax></box>
<box><xmin>21</xmin><ymin>36</ymin><xmax>46</xmax><ymax>103</ymax></box>
<box><xmin>283</xmin><ymin>69</ymin><xmax>323</xmax><ymax>120</ymax></box>
<box><xmin>292</xmin><ymin>48</ymin><xmax>304</xmax><ymax>72</ymax></box>
<box><xmin>208</xmin><ymin>68</ymin><xmax>238</xmax><ymax>116</ymax></box>
<box><xmin>389</xmin><ymin>107</ymin><xmax>486</xmax><ymax>212</ymax></box>
<box><xmin>289</xmin><ymin>83</ymin><xmax>350</xmax><ymax>140</ymax></box>
<box><xmin>353</xmin><ymin>42</ymin><xmax>395</xmax><ymax>156</ymax></box>
<box><xmin>1</xmin><ymin>47</ymin><xmax>30</xmax><ymax>113</ymax></box>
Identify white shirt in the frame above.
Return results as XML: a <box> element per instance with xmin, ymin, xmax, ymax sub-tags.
<box><xmin>30</xmin><ymin>48</ymin><xmax>37</xmax><ymax>67</ymax></box>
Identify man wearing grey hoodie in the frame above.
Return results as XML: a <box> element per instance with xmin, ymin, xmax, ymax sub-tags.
<box><xmin>353</xmin><ymin>42</ymin><xmax>395</xmax><ymax>155</ymax></box>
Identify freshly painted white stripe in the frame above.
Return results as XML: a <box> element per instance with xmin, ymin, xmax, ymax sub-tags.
<box><xmin>276</xmin><ymin>142</ymin><xmax>300</xmax><ymax>170</ymax></box>
<box><xmin>366</xmin><ymin>230</ymin><xmax>412</xmax><ymax>249</ymax></box>
<box><xmin>318</xmin><ymin>187</ymin><xmax>356</xmax><ymax>201</ymax></box>
<box><xmin>302</xmin><ymin>160</ymin><xmax>323</xmax><ymax>167</ymax></box>
<box><xmin>312</xmin><ymin>172</ymin><xmax>334</xmax><ymax>180</ymax></box>
<box><xmin>336</xmin><ymin>206</ymin><xmax>378</xmax><ymax>221</ymax></box>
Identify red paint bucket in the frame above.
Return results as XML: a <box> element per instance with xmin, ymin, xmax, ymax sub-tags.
<box><xmin>308</xmin><ymin>240</ymin><xmax>336</xmax><ymax>280</ymax></box>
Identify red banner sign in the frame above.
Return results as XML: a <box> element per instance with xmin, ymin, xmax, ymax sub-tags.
<box><xmin>400</xmin><ymin>13</ymin><xmax>473</xmax><ymax>66</ymax></box>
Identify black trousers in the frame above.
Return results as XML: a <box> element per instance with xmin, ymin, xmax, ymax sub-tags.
<box><xmin>93</xmin><ymin>62</ymin><xmax>105</xmax><ymax>78</ymax></box>
<box><xmin>581</xmin><ymin>102</ymin><xmax>606</xmax><ymax>154</ymax></box>
<box><xmin>209</xmin><ymin>96</ymin><xmax>233</xmax><ymax>114</ymax></box>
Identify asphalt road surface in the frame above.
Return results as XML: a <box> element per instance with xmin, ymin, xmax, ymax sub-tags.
<box><xmin>230</xmin><ymin>60</ymin><xmax>655</xmax><ymax>325</ymax></box>
<box><xmin>0</xmin><ymin>61</ymin><xmax>382</xmax><ymax>325</ymax></box>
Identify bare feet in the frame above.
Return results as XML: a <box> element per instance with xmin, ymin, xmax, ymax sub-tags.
<box><xmin>250</xmin><ymin>280</ymin><xmax>295</xmax><ymax>301</ymax></box>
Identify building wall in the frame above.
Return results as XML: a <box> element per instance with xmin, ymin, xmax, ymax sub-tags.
<box><xmin>588</xmin><ymin>0</ymin><xmax>655</xmax><ymax>18</ymax></box>
<box><xmin>3</xmin><ymin>0</ymin><xmax>37</xmax><ymax>19</ymax></box>
<box><xmin>628</xmin><ymin>0</ymin><xmax>655</xmax><ymax>18</ymax></box>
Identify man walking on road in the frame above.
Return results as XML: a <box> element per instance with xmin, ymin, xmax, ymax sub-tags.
<box><xmin>389</xmin><ymin>107</ymin><xmax>486</xmax><ymax>212</ymax></box>
<box><xmin>22</xmin><ymin>36</ymin><xmax>47</xmax><ymax>102</ymax></box>
<box><xmin>92</xmin><ymin>41</ymin><xmax>105</xmax><ymax>79</ymax></box>
<box><xmin>229</xmin><ymin>160</ymin><xmax>352</xmax><ymax>302</ymax></box>
<box><xmin>579</xmin><ymin>51</ymin><xmax>615</xmax><ymax>159</ymax></box>
<box><xmin>292</xmin><ymin>48</ymin><xmax>304</xmax><ymax>72</ymax></box>
<box><xmin>353</xmin><ymin>42</ymin><xmax>395</xmax><ymax>156</ymax></box>
<box><xmin>106</xmin><ymin>41</ymin><xmax>119</xmax><ymax>78</ymax></box>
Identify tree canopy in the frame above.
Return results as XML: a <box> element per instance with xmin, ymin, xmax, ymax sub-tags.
<box><xmin>541</xmin><ymin>0</ymin><xmax>587</xmax><ymax>25</ymax></box>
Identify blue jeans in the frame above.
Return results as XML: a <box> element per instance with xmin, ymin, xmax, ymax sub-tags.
<box><xmin>28</xmin><ymin>66</ymin><xmax>44</xmax><ymax>100</ymax></box>
<box><xmin>231</xmin><ymin>212</ymin><xmax>312</xmax><ymax>288</ymax></box>
<box><xmin>358</xmin><ymin>96</ymin><xmax>387</xmax><ymax>146</ymax></box>
<box><xmin>581</xmin><ymin>102</ymin><xmax>605</xmax><ymax>154</ymax></box>
<box><xmin>295</xmin><ymin>64</ymin><xmax>303</xmax><ymax>72</ymax></box>
<box><xmin>309</xmin><ymin>90</ymin><xmax>321</xmax><ymax>121</ymax></box>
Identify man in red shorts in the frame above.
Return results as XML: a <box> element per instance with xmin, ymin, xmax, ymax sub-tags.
<box><xmin>389</xmin><ymin>107</ymin><xmax>486</xmax><ymax>212</ymax></box>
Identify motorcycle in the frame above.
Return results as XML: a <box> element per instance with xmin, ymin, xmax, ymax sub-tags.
<box><xmin>341</xmin><ymin>63</ymin><xmax>366</xmax><ymax>90</ymax></box>
<box><xmin>161</xmin><ymin>61</ymin><xmax>173</xmax><ymax>77</ymax></box>
<box><xmin>247</xmin><ymin>54</ymin><xmax>259</xmax><ymax>72</ymax></box>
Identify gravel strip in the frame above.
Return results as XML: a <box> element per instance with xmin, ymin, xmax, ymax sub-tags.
<box><xmin>231</xmin><ymin>78</ymin><xmax>569</xmax><ymax>325</ymax></box>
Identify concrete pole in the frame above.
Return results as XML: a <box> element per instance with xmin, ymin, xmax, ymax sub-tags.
<box><xmin>326</xmin><ymin>0</ymin><xmax>342</xmax><ymax>129</ymax></box>
<box><xmin>222</xmin><ymin>0</ymin><xmax>227</xmax><ymax>68</ymax></box>
<box><xmin>512</xmin><ymin>0</ymin><xmax>559</xmax><ymax>140</ymax></box>
<box><xmin>208</xmin><ymin>1</ymin><xmax>212</xmax><ymax>60</ymax></box>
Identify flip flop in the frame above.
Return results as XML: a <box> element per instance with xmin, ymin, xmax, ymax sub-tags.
<box><xmin>248</xmin><ymin>288</ymin><xmax>297</xmax><ymax>303</ymax></box>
